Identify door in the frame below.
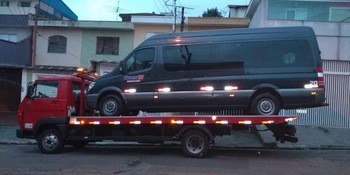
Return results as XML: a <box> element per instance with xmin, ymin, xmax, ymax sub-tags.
<box><xmin>122</xmin><ymin>48</ymin><xmax>158</xmax><ymax>109</ymax></box>
<box><xmin>156</xmin><ymin>44</ymin><xmax>215</xmax><ymax>109</ymax></box>
<box><xmin>21</xmin><ymin>81</ymin><xmax>67</xmax><ymax>129</ymax></box>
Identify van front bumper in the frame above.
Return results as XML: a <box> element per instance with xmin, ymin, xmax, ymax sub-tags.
<box><xmin>86</xmin><ymin>94</ymin><xmax>99</xmax><ymax>109</ymax></box>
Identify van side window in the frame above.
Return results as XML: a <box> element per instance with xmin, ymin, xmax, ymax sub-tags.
<box><xmin>31</xmin><ymin>81</ymin><xmax>59</xmax><ymax>98</ymax></box>
<box><xmin>254</xmin><ymin>40</ymin><xmax>314</xmax><ymax>68</ymax></box>
<box><xmin>163</xmin><ymin>44</ymin><xmax>218</xmax><ymax>71</ymax></box>
<box><xmin>125</xmin><ymin>48</ymin><xmax>155</xmax><ymax>73</ymax></box>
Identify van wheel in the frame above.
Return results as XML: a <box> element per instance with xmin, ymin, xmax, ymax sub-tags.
<box><xmin>99</xmin><ymin>94</ymin><xmax>124</xmax><ymax>116</ymax></box>
<box><xmin>37</xmin><ymin>129</ymin><xmax>64</xmax><ymax>154</ymax></box>
<box><xmin>251</xmin><ymin>93</ymin><xmax>280</xmax><ymax>115</ymax></box>
<box><xmin>181</xmin><ymin>130</ymin><xmax>209</xmax><ymax>158</ymax></box>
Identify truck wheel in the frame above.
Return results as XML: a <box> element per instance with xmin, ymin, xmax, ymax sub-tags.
<box><xmin>99</xmin><ymin>94</ymin><xmax>124</xmax><ymax>116</ymax></box>
<box><xmin>37</xmin><ymin>129</ymin><xmax>64</xmax><ymax>154</ymax></box>
<box><xmin>250</xmin><ymin>93</ymin><xmax>280</xmax><ymax>115</ymax></box>
<box><xmin>181</xmin><ymin>130</ymin><xmax>209</xmax><ymax>158</ymax></box>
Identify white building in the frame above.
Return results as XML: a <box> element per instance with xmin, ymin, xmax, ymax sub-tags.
<box><xmin>245</xmin><ymin>0</ymin><xmax>350</xmax><ymax>128</ymax></box>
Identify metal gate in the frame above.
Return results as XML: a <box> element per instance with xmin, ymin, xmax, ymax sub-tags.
<box><xmin>285</xmin><ymin>60</ymin><xmax>350</xmax><ymax>128</ymax></box>
<box><xmin>0</xmin><ymin>68</ymin><xmax>22</xmax><ymax>113</ymax></box>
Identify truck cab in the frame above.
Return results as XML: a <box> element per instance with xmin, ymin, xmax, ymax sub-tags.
<box><xmin>17</xmin><ymin>69</ymin><xmax>95</xmax><ymax>136</ymax></box>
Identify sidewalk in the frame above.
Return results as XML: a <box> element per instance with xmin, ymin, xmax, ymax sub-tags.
<box><xmin>1</xmin><ymin>112</ymin><xmax>350</xmax><ymax>149</ymax></box>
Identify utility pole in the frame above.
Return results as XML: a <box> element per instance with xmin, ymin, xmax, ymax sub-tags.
<box><xmin>180</xmin><ymin>7</ymin><xmax>185</xmax><ymax>32</ymax></box>
<box><xmin>31</xmin><ymin>4</ymin><xmax>38</xmax><ymax>67</ymax></box>
<box><xmin>172</xmin><ymin>0</ymin><xmax>176</xmax><ymax>33</ymax></box>
<box><xmin>165</xmin><ymin>0</ymin><xmax>193</xmax><ymax>33</ymax></box>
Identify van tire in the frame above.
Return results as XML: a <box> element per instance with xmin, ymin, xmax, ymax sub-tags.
<box><xmin>251</xmin><ymin>93</ymin><xmax>280</xmax><ymax>115</ymax></box>
<box><xmin>99</xmin><ymin>94</ymin><xmax>124</xmax><ymax>116</ymax></box>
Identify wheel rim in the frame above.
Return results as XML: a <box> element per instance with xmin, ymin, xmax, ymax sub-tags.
<box><xmin>186</xmin><ymin>135</ymin><xmax>204</xmax><ymax>154</ymax></box>
<box><xmin>258</xmin><ymin>98</ymin><xmax>275</xmax><ymax>114</ymax></box>
<box><xmin>104</xmin><ymin>100</ymin><xmax>117</xmax><ymax>114</ymax></box>
<box><xmin>42</xmin><ymin>134</ymin><xmax>58</xmax><ymax>151</ymax></box>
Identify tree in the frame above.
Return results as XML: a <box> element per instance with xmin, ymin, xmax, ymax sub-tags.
<box><xmin>202</xmin><ymin>7</ymin><xmax>223</xmax><ymax>17</ymax></box>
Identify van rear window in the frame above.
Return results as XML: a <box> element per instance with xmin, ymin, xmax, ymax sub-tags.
<box><xmin>163</xmin><ymin>40</ymin><xmax>314</xmax><ymax>71</ymax></box>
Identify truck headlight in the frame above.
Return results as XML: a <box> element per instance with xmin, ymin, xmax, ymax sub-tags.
<box><xmin>88</xmin><ymin>82</ymin><xmax>95</xmax><ymax>91</ymax></box>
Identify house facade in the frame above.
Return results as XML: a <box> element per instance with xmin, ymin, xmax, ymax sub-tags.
<box><xmin>247</xmin><ymin>0</ymin><xmax>350</xmax><ymax>128</ymax></box>
<box><xmin>0</xmin><ymin>0</ymin><xmax>76</xmax><ymax>113</ymax></box>
<box><xmin>31</xmin><ymin>20</ymin><xmax>134</xmax><ymax>77</ymax></box>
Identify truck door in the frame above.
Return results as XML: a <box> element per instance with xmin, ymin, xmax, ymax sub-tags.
<box><xmin>21</xmin><ymin>81</ymin><xmax>67</xmax><ymax>129</ymax></box>
<box><xmin>121</xmin><ymin>48</ymin><xmax>157</xmax><ymax>108</ymax></box>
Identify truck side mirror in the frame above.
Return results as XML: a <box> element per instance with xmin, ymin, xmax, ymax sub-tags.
<box><xmin>26</xmin><ymin>82</ymin><xmax>34</xmax><ymax>99</ymax></box>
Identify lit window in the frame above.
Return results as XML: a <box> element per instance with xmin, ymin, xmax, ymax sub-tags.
<box><xmin>48</xmin><ymin>35</ymin><xmax>67</xmax><ymax>53</ymax></box>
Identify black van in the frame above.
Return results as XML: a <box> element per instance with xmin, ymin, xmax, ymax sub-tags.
<box><xmin>86</xmin><ymin>26</ymin><xmax>327</xmax><ymax>116</ymax></box>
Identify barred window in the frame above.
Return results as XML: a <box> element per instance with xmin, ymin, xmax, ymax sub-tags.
<box><xmin>48</xmin><ymin>35</ymin><xmax>67</xmax><ymax>53</ymax></box>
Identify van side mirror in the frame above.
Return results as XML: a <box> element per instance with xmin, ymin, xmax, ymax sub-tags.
<box><xmin>119</xmin><ymin>60</ymin><xmax>126</xmax><ymax>74</ymax></box>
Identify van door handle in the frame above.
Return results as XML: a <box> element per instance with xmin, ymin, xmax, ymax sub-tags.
<box><xmin>51</xmin><ymin>100</ymin><xmax>59</xmax><ymax>104</ymax></box>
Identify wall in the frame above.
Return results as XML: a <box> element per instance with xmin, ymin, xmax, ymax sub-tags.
<box><xmin>0</xmin><ymin>0</ymin><xmax>37</xmax><ymax>15</ymax></box>
<box><xmin>0</xmin><ymin>27</ymin><xmax>31</xmax><ymax>41</ymax></box>
<box><xmin>249</xmin><ymin>0</ymin><xmax>350</xmax><ymax>61</ymax></box>
<box><xmin>35</xmin><ymin>27</ymin><xmax>82</xmax><ymax>67</ymax></box>
<box><xmin>80</xmin><ymin>29</ymin><xmax>134</xmax><ymax>68</ymax></box>
<box><xmin>133</xmin><ymin>24</ymin><xmax>173</xmax><ymax>48</ymax></box>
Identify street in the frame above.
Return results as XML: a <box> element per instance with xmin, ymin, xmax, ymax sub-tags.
<box><xmin>0</xmin><ymin>144</ymin><xmax>349</xmax><ymax>175</ymax></box>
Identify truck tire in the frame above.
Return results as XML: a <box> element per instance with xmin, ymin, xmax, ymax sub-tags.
<box><xmin>181</xmin><ymin>130</ymin><xmax>209</xmax><ymax>158</ymax></box>
<box><xmin>250</xmin><ymin>93</ymin><xmax>280</xmax><ymax>115</ymax></box>
<box><xmin>37</xmin><ymin>129</ymin><xmax>64</xmax><ymax>154</ymax></box>
<box><xmin>99</xmin><ymin>94</ymin><xmax>124</xmax><ymax>116</ymax></box>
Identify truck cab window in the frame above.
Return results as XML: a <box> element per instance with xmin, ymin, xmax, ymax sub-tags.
<box><xmin>31</xmin><ymin>81</ymin><xmax>59</xmax><ymax>98</ymax></box>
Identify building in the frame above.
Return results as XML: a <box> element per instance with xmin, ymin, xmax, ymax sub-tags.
<box><xmin>246</xmin><ymin>0</ymin><xmax>350</xmax><ymax>128</ymax></box>
<box><xmin>31</xmin><ymin>20</ymin><xmax>134</xmax><ymax>78</ymax></box>
<box><xmin>0</xmin><ymin>0</ymin><xmax>76</xmax><ymax>113</ymax></box>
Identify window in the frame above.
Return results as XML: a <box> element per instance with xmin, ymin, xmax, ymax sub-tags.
<box><xmin>163</xmin><ymin>40</ymin><xmax>313</xmax><ymax>72</ymax></box>
<box><xmin>96</xmin><ymin>37</ymin><xmax>120</xmax><ymax>55</ymax></box>
<box><xmin>163</xmin><ymin>44</ymin><xmax>212</xmax><ymax>71</ymax></box>
<box><xmin>18</xmin><ymin>1</ymin><xmax>30</xmax><ymax>7</ymax></box>
<box><xmin>31</xmin><ymin>81</ymin><xmax>59</xmax><ymax>98</ymax></box>
<box><xmin>246</xmin><ymin>40</ymin><xmax>314</xmax><ymax>68</ymax></box>
<box><xmin>329</xmin><ymin>7</ymin><xmax>350</xmax><ymax>22</ymax></box>
<box><xmin>0</xmin><ymin>34</ymin><xmax>17</xmax><ymax>42</ymax></box>
<box><xmin>286</xmin><ymin>8</ymin><xmax>307</xmax><ymax>20</ymax></box>
<box><xmin>125</xmin><ymin>48</ymin><xmax>155</xmax><ymax>72</ymax></box>
<box><xmin>48</xmin><ymin>35</ymin><xmax>67</xmax><ymax>53</ymax></box>
<box><xmin>0</xmin><ymin>1</ymin><xmax>9</xmax><ymax>7</ymax></box>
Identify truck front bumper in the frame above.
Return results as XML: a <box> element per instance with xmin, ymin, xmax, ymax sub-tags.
<box><xmin>16</xmin><ymin>129</ymin><xmax>35</xmax><ymax>139</ymax></box>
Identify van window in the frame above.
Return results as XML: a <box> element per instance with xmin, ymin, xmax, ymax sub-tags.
<box><xmin>125</xmin><ymin>48</ymin><xmax>155</xmax><ymax>73</ymax></box>
<box><xmin>163</xmin><ymin>44</ymin><xmax>211</xmax><ymax>71</ymax></box>
<box><xmin>163</xmin><ymin>40</ymin><xmax>313</xmax><ymax>72</ymax></box>
<box><xmin>258</xmin><ymin>40</ymin><xmax>314</xmax><ymax>68</ymax></box>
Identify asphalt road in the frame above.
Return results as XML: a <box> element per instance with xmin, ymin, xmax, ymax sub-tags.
<box><xmin>1</xmin><ymin>144</ymin><xmax>350</xmax><ymax>175</ymax></box>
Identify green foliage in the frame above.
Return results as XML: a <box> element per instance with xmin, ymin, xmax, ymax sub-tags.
<box><xmin>202</xmin><ymin>7</ymin><xmax>223</xmax><ymax>17</ymax></box>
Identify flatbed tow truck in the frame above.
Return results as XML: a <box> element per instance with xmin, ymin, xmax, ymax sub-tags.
<box><xmin>16</xmin><ymin>68</ymin><xmax>298</xmax><ymax>158</ymax></box>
